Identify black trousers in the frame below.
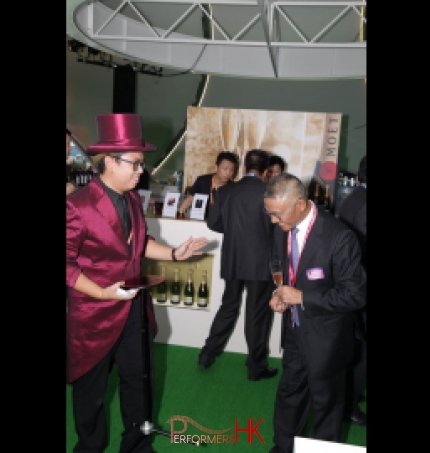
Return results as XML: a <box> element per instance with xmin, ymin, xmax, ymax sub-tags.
<box><xmin>345</xmin><ymin>337</ymin><xmax>367</xmax><ymax>411</ymax></box>
<box><xmin>71</xmin><ymin>295</ymin><xmax>154</xmax><ymax>453</ymax></box>
<box><xmin>201</xmin><ymin>279</ymin><xmax>273</xmax><ymax>377</ymax></box>
<box><xmin>270</xmin><ymin>326</ymin><xmax>345</xmax><ymax>453</ymax></box>
<box><xmin>345</xmin><ymin>308</ymin><xmax>367</xmax><ymax>411</ymax></box>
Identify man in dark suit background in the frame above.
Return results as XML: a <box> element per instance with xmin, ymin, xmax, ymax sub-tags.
<box><xmin>263</xmin><ymin>173</ymin><xmax>366</xmax><ymax>453</ymax></box>
<box><xmin>198</xmin><ymin>149</ymin><xmax>278</xmax><ymax>381</ymax></box>
<box><xmin>339</xmin><ymin>155</ymin><xmax>367</xmax><ymax>425</ymax></box>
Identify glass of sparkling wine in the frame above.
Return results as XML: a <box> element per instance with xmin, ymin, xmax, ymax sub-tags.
<box><xmin>269</xmin><ymin>259</ymin><xmax>283</xmax><ymax>287</ymax></box>
<box><xmin>270</xmin><ymin>259</ymin><xmax>287</xmax><ymax>309</ymax></box>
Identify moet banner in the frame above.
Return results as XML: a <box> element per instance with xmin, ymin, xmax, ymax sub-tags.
<box><xmin>185</xmin><ymin>106</ymin><xmax>342</xmax><ymax>209</ymax></box>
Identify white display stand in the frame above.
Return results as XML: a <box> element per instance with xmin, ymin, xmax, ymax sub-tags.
<box><xmin>293</xmin><ymin>437</ymin><xmax>366</xmax><ymax>453</ymax></box>
<box><xmin>146</xmin><ymin>216</ymin><xmax>283</xmax><ymax>358</ymax></box>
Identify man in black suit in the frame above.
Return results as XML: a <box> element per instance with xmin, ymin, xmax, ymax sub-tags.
<box><xmin>198</xmin><ymin>149</ymin><xmax>278</xmax><ymax>381</ymax></box>
<box><xmin>264</xmin><ymin>173</ymin><xmax>366</xmax><ymax>453</ymax></box>
<box><xmin>339</xmin><ymin>155</ymin><xmax>367</xmax><ymax>425</ymax></box>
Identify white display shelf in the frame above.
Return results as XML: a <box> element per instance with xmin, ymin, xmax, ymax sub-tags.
<box><xmin>146</xmin><ymin>216</ymin><xmax>283</xmax><ymax>358</ymax></box>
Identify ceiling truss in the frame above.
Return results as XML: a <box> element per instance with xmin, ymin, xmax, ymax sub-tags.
<box><xmin>66</xmin><ymin>0</ymin><xmax>366</xmax><ymax>79</ymax></box>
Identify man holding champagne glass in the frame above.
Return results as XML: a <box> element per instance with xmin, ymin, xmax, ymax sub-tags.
<box><xmin>263</xmin><ymin>173</ymin><xmax>366</xmax><ymax>453</ymax></box>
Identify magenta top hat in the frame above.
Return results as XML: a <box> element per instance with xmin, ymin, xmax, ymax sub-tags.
<box><xmin>87</xmin><ymin>113</ymin><xmax>156</xmax><ymax>155</ymax></box>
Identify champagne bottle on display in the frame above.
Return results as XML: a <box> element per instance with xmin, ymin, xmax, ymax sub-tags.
<box><xmin>170</xmin><ymin>267</ymin><xmax>181</xmax><ymax>304</ymax></box>
<box><xmin>314</xmin><ymin>183</ymin><xmax>320</xmax><ymax>204</ymax></box>
<box><xmin>177</xmin><ymin>208</ymin><xmax>185</xmax><ymax>219</ymax></box>
<box><xmin>156</xmin><ymin>265</ymin><xmax>167</xmax><ymax>303</ymax></box>
<box><xmin>323</xmin><ymin>184</ymin><xmax>331</xmax><ymax>212</ymax></box>
<box><xmin>183</xmin><ymin>269</ymin><xmax>195</xmax><ymax>306</ymax></box>
<box><xmin>74</xmin><ymin>167</ymin><xmax>82</xmax><ymax>187</ymax></box>
<box><xmin>197</xmin><ymin>270</ymin><xmax>209</xmax><ymax>307</ymax></box>
<box><xmin>146</xmin><ymin>263</ymin><xmax>153</xmax><ymax>299</ymax></box>
<box><xmin>87</xmin><ymin>166</ymin><xmax>94</xmax><ymax>183</ymax></box>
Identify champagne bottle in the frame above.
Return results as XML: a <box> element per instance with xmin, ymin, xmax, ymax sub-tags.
<box><xmin>197</xmin><ymin>270</ymin><xmax>209</xmax><ymax>307</ymax></box>
<box><xmin>183</xmin><ymin>269</ymin><xmax>195</xmax><ymax>306</ymax></box>
<box><xmin>156</xmin><ymin>265</ymin><xmax>167</xmax><ymax>303</ymax></box>
<box><xmin>74</xmin><ymin>167</ymin><xmax>82</xmax><ymax>187</ymax></box>
<box><xmin>314</xmin><ymin>183</ymin><xmax>320</xmax><ymax>204</ymax></box>
<box><xmin>323</xmin><ymin>184</ymin><xmax>331</xmax><ymax>212</ymax></box>
<box><xmin>170</xmin><ymin>267</ymin><xmax>181</xmax><ymax>304</ymax></box>
<box><xmin>87</xmin><ymin>166</ymin><xmax>94</xmax><ymax>182</ymax></box>
<box><xmin>145</xmin><ymin>263</ymin><xmax>153</xmax><ymax>299</ymax></box>
<box><xmin>177</xmin><ymin>208</ymin><xmax>185</xmax><ymax>219</ymax></box>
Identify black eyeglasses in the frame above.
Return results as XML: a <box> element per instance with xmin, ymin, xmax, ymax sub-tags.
<box><xmin>115</xmin><ymin>156</ymin><xmax>145</xmax><ymax>171</ymax></box>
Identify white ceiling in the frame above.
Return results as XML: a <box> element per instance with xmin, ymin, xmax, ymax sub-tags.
<box><xmin>66</xmin><ymin>0</ymin><xmax>366</xmax><ymax>80</ymax></box>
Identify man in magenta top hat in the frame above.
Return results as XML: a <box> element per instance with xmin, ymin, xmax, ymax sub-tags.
<box><xmin>66</xmin><ymin>113</ymin><xmax>208</xmax><ymax>453</ymax></box>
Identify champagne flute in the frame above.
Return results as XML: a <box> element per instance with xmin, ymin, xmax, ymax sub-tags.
<box><xmin>269</xmin><ymin>259</ymin><xmax>283</xmax><ymax>287</ymax></box>
<box><xmin>269</xmin><ymin>259</ymin><xmax>286</xmax><ymax>309</ymax></box>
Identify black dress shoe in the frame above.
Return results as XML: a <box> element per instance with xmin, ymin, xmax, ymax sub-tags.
<box><xmin>344</xmin><ymin>409</ymin><xmax>366</xmax><ymax>426</ymax></box>
<box><xmin>248</xmin><ymin>367</ymin><xmax>278</xmax><ymax>381</ymax></box>
<box><xmin>198</xmin><ymin>353</ymin><xmax>215</xmax><ymax>369</ymax></box>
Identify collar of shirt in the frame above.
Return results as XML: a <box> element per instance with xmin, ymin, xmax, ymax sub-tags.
<box><xmin>96</xmin><ymin>174</ymin><xmax>124</xmax><ymax>204</ymax></box>
<box><xmin>294</xmin><ymin>200</ymin><xmax>316</xmax><ymax>253</ymax></box>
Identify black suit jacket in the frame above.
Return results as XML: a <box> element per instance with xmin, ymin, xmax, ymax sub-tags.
<box><xmin>207</xmin><ymin>175</ymin><xmax>273</xmax><ymax>281</ymax></box>
<box><xmin>273</xmin><ymin>206</ymin><xmax>366</xmax><ymax>378</ymax></box>
<box><xmin>338</xmin><ymin>185</ymin><xmax>367</xmax><ymax>338</ymax></box>
<box><xmin>338</xmin><ymin>185</ymin><xmax>366</xmax><ymax>270</ymax></box>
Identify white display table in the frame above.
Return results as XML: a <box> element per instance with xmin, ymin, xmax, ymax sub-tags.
<box><xmin>146</xmin><ymin>216</ymin><xmax>283</xmax><ymax>358</ymax></box>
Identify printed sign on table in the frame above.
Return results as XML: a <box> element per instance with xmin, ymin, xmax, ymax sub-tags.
<box><xmin>162</xmin><ymin>192</ymin><xmax>180</xmax><ymax>218</ymax></box>
<box><xmin>189</xmin><ymin>193</ymin><xmax>209</xmax><ymax>221</ymax></box>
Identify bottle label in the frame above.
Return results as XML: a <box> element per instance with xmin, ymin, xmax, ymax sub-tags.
<box><xmin>170</xmin><ymin>294</ymin><xmax>180</xmax><ymax>303</ymax></box>
<box><xmin>157</xmin><ymin>294</ymin><xmax>166</xmax><ymax>302</ymax></box>
<box><xmin>183</xmin><ymin>296</ymin><xmax>193</xmax><ymax>305</ymax></box>
<box><xmin>197</xmin><ymin>298</ymin><xmax>208</xmax><ymax>307</ymax></box>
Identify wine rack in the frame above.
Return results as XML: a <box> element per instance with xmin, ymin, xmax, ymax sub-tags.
<box><xmin>141</xmin><ymin>255</ymin><xmax>214</xmax><ymax>311</ymax></box>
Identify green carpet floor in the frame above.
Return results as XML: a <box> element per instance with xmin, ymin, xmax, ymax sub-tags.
<box><xmin>66</xmin><ymin>343</ymin><xmax>366</xmax><ymax>452</ymax></box>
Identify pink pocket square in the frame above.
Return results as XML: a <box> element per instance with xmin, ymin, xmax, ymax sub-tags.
<box><xmin>306</xmin><ymin>268</ymin><xmax>324</xmax><ymax>280</ymax></box>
